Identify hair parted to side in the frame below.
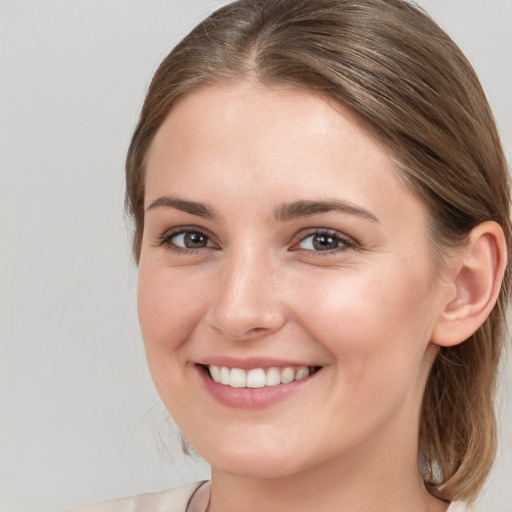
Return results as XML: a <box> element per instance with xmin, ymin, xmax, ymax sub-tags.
<box><xmin>126</xmin><ymin>0</ymin><xmax>511</xmax><ymax>503</ymax></box>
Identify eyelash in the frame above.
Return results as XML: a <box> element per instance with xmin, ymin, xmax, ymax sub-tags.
<box><xmin>155</xmin><ymin>227</ymin><xmax>215</xmax><ymax>255</ymax></box>
<box><xmin>293</xmin><ymin>229</ymin><xmax>357</xmax><ymax>256</ymax></box>
<box><xmin>155</xmin><ymin>227</ymin><xmax>357</xmax><ymax>256</ymax></box>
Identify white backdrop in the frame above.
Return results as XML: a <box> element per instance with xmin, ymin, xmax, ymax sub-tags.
<box><xmin>1</xmin><ymin>1</ymin><xmax>511</xmax><ymax>511</ymax></box>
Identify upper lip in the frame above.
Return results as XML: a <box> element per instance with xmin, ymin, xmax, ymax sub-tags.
<box><xmin>197</xmin><ymin>356</ymin><xmax>320</xmax><ymax>370</ymax></box>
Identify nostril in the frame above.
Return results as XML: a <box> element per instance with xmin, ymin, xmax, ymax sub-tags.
<box><xmin>205</xmin><ymin>311</ymin><xmax>286</xmax><ymax>342</ymax></box>
<box><xmin>205</xmin><ymin>266</ymin><xmax>286</xmax><ymax>340</ymax></box>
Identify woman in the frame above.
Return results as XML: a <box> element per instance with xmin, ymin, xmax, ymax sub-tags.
<box><xmin>72</xmin><ymin>0</ymin><xmax>510</xmax><ymax>510</ymax></box>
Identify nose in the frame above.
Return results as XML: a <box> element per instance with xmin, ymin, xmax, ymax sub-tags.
<box><xmin>205</xmin><ymin>251</ymin><xmax>286</xmax><ymax>341</ymax></box>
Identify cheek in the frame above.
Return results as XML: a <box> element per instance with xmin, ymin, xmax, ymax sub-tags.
<box><xmin>137</xmin><ymin>266</ymin><xmax>207</xmax><ymax>355</ymax></box>
<box><xmin>294</xmin><ymin>267</ymin><xmax>437</xmax><ymax>437</ymax></box>
<box><xmin>292</xmin><ymin>265</ymin><xmax>436</xmax><ymax>375</ymax></box>
<box><xmin>137</xmin><ymin>264</ymin><xmax>214</xmax><ymax>408</ymax></box>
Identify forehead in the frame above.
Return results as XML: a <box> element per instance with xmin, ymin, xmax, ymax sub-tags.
<box><xmin>149</xmin><ymin>81</ymin><xmax>384</xmax><ymax>145</ymax></box>
<box><xmin>146</xmin><ymin>82</ymin><xmax>400</xmax><ymax>193</ymax></box>
<box><xmin>146</xmin><ymin>82</ymin><xmax>428</xmax><ymax>225</ymax></box>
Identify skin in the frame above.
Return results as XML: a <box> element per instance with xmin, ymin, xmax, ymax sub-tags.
<box><xmin>138</xmin><ymin>81</ymin><xmax>455</xmax><ymax>512</ymax></box>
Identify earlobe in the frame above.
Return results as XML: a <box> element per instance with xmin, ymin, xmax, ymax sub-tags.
<box><xmin>432</xmin><ymin>221</ymin><xmax>507</xmax><ymax>347</ymax></box>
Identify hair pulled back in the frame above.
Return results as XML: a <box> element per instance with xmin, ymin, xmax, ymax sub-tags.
<box><xmin>126</xmin><ymin>0</ymin><xmax>511</xmax><ymax>502</ymax></box>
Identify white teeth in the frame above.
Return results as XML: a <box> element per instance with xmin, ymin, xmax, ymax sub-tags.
<box><xmin>295</xmin><ymin>366</ymin><xmax>309</xmax><ymax>381</ymax></box>
<box><xmin>230</xmin><ymin>368</ymin><xmax>247</xmax><ymax>388</ymax></box>
<box><xmin>247</xmin><ymin>368</ymin><xmax>266</xmax><ymax>388</ymax></box>
<box><xmin>209</xmin><ymin>365</ymin><xmax>221</xmax><ymax>383</ymax></box>
<box><xmin>280</xmin><ymin>367</ymin><xmax>295</xmax><ymax>384</ymax></box>
<box><xmin>220</xmin><ymin>366</ymin><xmax>230</xmax><ymax>385</ymax></box>
<box><xmin>207</xmin><ymin>365</ymin><xmax>313</xmax><ymax>388</ymax></box>
<box><xmin>266</xmin><ymin>367</ymin><xmax>281</xmax><ymax>387</ymax></box>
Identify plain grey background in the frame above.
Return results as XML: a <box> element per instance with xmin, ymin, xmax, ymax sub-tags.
<box><xmin>0</xmin><ymin>1</ymin><xmax>511</xmax><ymax>511</ymax></box>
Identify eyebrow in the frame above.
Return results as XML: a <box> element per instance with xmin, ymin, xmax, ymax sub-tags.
<box><xmin>273</xmin><ymin>200</ymin><xmax>380</xmax><ymax>223</ymax></box>
<box><xmin>145</xmin><ymin>196</ymin><xmax>379</xmax><ymax>224</ymax></box>
<box><xmin>145</xmin><ymin>196</ymin><xmax>219</xmax><ymax>219</ymax></box>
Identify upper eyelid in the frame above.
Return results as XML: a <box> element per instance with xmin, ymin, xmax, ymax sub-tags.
<box><xmin>153</xmin><ymin>225</ymin><xmax>358</xmax><ymax>250</ymax></box>
<box><xmin>154</xmin><ymin>226</ymin><xmax>214</xmax><ymax>247</ymax></box>
<box><xmin>159</xmin><ymin>225</ymin><xmax>211</xmax><ymax>238</ymax></box>
<box><xmin>296</xmin><ymin>228</ymin><xmax>357</xmax><ymax>245</ymax></box>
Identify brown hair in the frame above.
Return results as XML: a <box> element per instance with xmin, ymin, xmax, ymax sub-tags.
<box><xmin>125</xmin><ymin>0</ymin><xmax>511</xmax><ymax>502</ymax></box>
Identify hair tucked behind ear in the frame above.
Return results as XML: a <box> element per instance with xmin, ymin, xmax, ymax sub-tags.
<box><xmin>126</xmin><ymin>0</ymin><xmax>511</xmax><ymax>502</ymax></box>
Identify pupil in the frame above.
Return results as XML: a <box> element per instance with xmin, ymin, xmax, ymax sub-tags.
<box><xmin>313</xmin><ymin>234</ymin><xmax>338</xmax><ymax>250</ymax></box>
<box><xmin>185</xmin><ymin>232</ymin><xmax>207</xmax><ymax>248</ymax></box>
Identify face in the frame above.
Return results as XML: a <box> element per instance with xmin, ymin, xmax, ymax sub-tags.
<box><xmin>138</xmin><ymin>82</ymin><xmax>448</xmax><ymax>479</ymax></box>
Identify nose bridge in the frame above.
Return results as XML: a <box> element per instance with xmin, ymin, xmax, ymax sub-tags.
<box><xmin>208</xmin><ymin>246</ymin><xmax>285</xmax><ymax>340</ymax></box>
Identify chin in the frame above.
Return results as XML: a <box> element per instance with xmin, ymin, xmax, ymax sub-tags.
<box><xmin>191</xmin><ymin>434</ymin><xmax>308</xmax><ymax>480</ymax></box>
<box><xmin>214</xmin><ymin>454</ymin><xmax>300</xmax><ymax>480</ymax></box>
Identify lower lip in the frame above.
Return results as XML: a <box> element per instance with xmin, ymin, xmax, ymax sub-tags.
<box><xmin>196</xmin><ymin>366</ymin><xmax>318</xmax><ymax>409</ymax></box>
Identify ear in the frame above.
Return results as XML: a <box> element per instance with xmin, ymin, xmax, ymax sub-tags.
<box><xmin>431</xmin><ymin>221</ymin><xmax>507</xmax><ymax>347</ymax></box>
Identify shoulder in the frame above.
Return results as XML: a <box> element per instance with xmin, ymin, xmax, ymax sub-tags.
<box><xmin>447</xmin><ymin>502</ymin><xmax>476</xmax><ymax>512</ymax></box>
<box><xmin>67</xmin><ymin>481</ymin><xmax>206</xmax><ymax>512</ymax></box>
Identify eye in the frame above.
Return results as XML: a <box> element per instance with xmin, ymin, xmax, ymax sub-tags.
<box><xmin>172</xmin><ymin>231</ymin><xmax>211</xmax><ymax>249</ymax></box>
<box><xmin>296</xmin><ymin>230</ymin><xmax>355</xmax><ymax>253</ymax></box>
<box><xmin>156</xmin><ymin>228</ymin><xmax>216</xmax><ymax>253</ymax></box>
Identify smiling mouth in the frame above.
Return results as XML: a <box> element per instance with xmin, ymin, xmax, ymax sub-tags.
<box><xmin>202</xmin><ymin>364</ymin><xmax>321</xmax><ymax>389</ymax></box>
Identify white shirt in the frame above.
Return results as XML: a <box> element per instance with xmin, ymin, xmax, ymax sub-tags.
<box><xmin>67</xmin><ymin>481</ymin><xmax>474</xmax><ymax>512</ymax></box>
